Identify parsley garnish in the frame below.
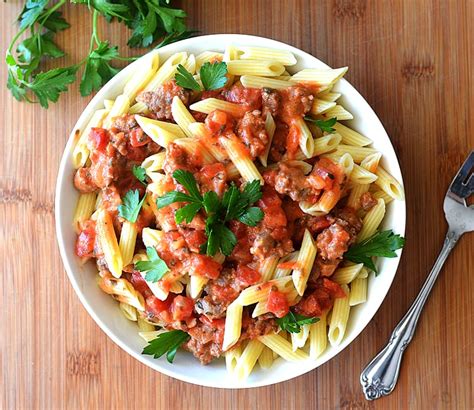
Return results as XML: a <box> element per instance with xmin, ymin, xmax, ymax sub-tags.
<box><xmin>118</xmin><ymin>189</ymin><xmax>146</xmax><ymax>223</ymax></box>
<box><xmin>175</xmin><ymin>64</ymin><xmax>201</xmax><ymax>91</ymax></box>
<box><xmin>344</xmin><ymin>230</ymin><xmax>405</xmax><ymax>274</ymax></box>
<box><xmin>276</xmin><ymin>311</ymin><xmax>318</xmax><ymax>334</ymax></box>
<box><xmin>132</xmin><ymin>165</ymin><xmax>147</xmax><ymax>185</ymax></box>
<box><xmin>156</xmin><ymin>170</ymin><xmax>263</xmax><ymax>256</ymax></box>
<box><xmin>142</xmin><ymin>330</ymin><xmax>190</xmax><ymax>363</ymax></box>
<box><xmin>135</xmin><ymin>247</ymin><xmax>169</xmax><ymax>283</ymax></box>
<box><xmin>304</xmin><ymin>116</ymin><xmax>337</xmax><ymax>133</ymax></box>
<box><xmin>6</xmin><ymin>1</ymin><xmax>195</xmax><ymax>108</ymax></box>
<box><xmin>175</xmin><ymin>61</ymin><xmax>228</xmax><ymax>91</ymax></box>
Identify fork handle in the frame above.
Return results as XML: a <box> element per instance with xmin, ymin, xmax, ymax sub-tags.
<box><xmin>360</xmin><ymin>230</ymin><xmax>461</xmax><ymax>400</ymax></box>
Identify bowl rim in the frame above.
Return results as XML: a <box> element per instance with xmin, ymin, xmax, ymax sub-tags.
<box><xmin>55</xmin><ymin>33</ymin><xmax>406</xmax><ymax>388</ymax></box>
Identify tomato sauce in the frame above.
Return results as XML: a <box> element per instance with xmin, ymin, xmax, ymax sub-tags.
<box><xmin>266</xmin><ymin>288</ymin><xmax>289</xmax><ymax>318</ymax></box>
<box><xmin>75</xmin><ymin>220</ymin><xmax>96</xmax><ymax>258</ymax></box>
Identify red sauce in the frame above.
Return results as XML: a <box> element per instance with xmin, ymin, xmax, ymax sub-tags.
<box><xmin>89</xmin><ymin>127</ymin><xmax>109</xmax><ymax>152</ymax></box>
<box><xmin>224</xmin><ymin>83</ymin><xmax>262</xmax><ymax>111</ymax></box>
<box><xmin>294</xmin><ymin>278</ymin><xmax>346</xmax><ymax>317</ymax></box>
<box><xmin>129</xmin><ymin>128</ymin><xmax>150</xmax><ymax>147</ymax></box>
<box><xmin>75</xmin><ymin>220</ymin><xmax>96</xmax><ymax>258</ymax></box>
<box><xmin>276</xmin><ymin>261</ymin><xmax>301</xmax><ymax>271</ymax></box>
<box><xmin>171</xmin><ymin>296</ymin><xmax>195</xmax><ymax>321</ymax></box>
<box><xmin>146</xmin><ymin>294</ymin><xmax>174</xmax><ymax>321</ymax></box>
<box><xmin>185</xmin><ymin>254</ymin><xmax>223</xmax><ymax>280</ymax></box>
<box><xmin>235</xmin><ymin>265</ymin><xmax>261</xmax><ymax>287</ymax></box>
<box><xmin>258</xmin><ymin>186</ymin><xmax>287</xmax><ymax>229</ymax></box>
<box><xmin>130</xmin><ymin>271</ymin><xmax>152</xmax><ymax>298</ymax></box>
<box><xmin>205</xmin><ymin>110</ymin><xmax>233</xmax><ymax>134</ymax></box>
<box><xmin>266</xmin><ymin>288</ymin><xmax>289</xmax><ymax>318</ymax></box>
<box><xmin>285</xmin><ymin>124</ymin><xmax>300</xmax><ymax>160</ymax></box>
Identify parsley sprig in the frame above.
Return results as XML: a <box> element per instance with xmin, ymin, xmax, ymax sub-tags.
<box><xmin>175</xmin><ymin>61</ymin><xmax>228</xmax><ymax>91</ymax></box>
<box><xmin>304</xmin><ymin>116</ymin><xmax>337</xmax><ymax>133</ymax></box>
<box><xmin>276</xmin><ymin>311</ymin><xmax>318</xmax><ymax>334</ymax></box>
<box><xmin>344</xmin><ymin>229</ymin><xmax>405</xmax><ymax>274</ymax></box>
<box><xmin>118</xmin><ymin>189</ymin><xmax>146</xmax><ymax>223</ymax></box>
<box><xmin>135</xmin><ymin>247</ymin><xmax>169</xmax><ymax>282</ymax></box>
<box><xmin>142</xmin><ymin>330</ymin><xmax>190</xmax><ymax>363</ymax></box>
<box><xmin>133</xmin><ymin>165</ymin><xmax>147</xmax><ymax>185</ymax></box>
<box><xmin>6</xmin><ymin>1</ymin><xmax>195</xmax><ymax>108</ymax></box>
<box><xmin>157</xmin><ymin>170</ymin><xmax>264</xmax><ymax>256</ymax></box>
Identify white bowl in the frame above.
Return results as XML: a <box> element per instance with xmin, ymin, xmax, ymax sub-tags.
<box><xmin>55</xmin><ymin>34</ymin><xmax>406</xmax><ymax>388</ymax></box>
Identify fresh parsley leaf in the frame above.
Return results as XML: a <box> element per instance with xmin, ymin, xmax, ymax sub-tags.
<box><xmin>202</xmin><ymin>191</ymin><xmax>220</xmax><ymax>214</ymax></box>
<box><xmin>42</xmin><ymin>11</ymin><xmax>70</xmax><ymax>32</ymax></box>
<box><xmin>135</xmin><ymin>247</ymin><xmax>169</xmax><ymax>283</ymax></box>
<box><xmin>118</xmin><ymin>189</ymin><xmax>145</xmax><ymax>223</ymax></box>
<box><xmin>84</xmin><ymin>0</ymin><xmax>131</xmax><ymax>20</ymax></box>
<box><xmin>28</xmin><ymin>66</ymin><xmax>78</xmax><ymax>108</ymax></box>
<box><xmin>156</xmin><ymin>191</ymin><xmax>196</xmax><ymax>209</ymax></box>
<box><xmin>19</xmin><ymin>0</ymin><xmax>49</xmax><ymax>29</ymax></box>
<box><xmin>142</xmin><ymin>330</ymin><xmax>190</xmax><ymax>363</ymax></box>
<box><xmin>132</xmin><ymin>165</ymin><xmax>147</xmax><ymax>185</ymax></box>
<box><xmin>344</xmin><ymin>230</ymin><xmax>405</xmax><ymax>274</ymax></box>
<box><xmin>304</xmin><ymin>116</ymin><xmax>337</xmax><ymax>133</ymax></box>
<box><xmin>175</xmin><ymin>202</ymin><xmax>203</xmax><ymax>224</ymax></box>
<box><xmin>238</xmin><ymin>207</ymin><xmax>264</xmax><ymax>227</ymax></box>
<box><xmin>241</xmin><ymin>180</ymin><xmax>263</xmax><ymax>204</ymax></box>
<box><xmin>200</xmin><ymin>61</ymin><xmax>228</xmax><ymax>91</ymax></box>
<box><xmin>80</xmin><ymin>41</ymin><xmax>120</xmax><ymax>96</ymax></box>
<box><xmin>7</xmin><ymin>70</ymin><xmax>27</xmax><ymax>101</ymax></box>
<box><xmin>213</xmin><ymin>223</ymin><xmax>237</xmax><ymax>256</ymax></box>
<box><xmin>175</xmin><ymin>64</ymin><xmax>201</xmax><ymax>91</ymax></box>
<box><xmin>17</xmin><ymin>32</ymin><xmax>64</xmax><ymax>67</ymax></box>
<box><xmin>276</xmin><ymin>311</ymin><xmax>318</xmax><ymax>333</ymax></box>
<box><xmin>172</xmin><ymin>170</ymin><xmax>202</xmax><ymax>201</ymax></box>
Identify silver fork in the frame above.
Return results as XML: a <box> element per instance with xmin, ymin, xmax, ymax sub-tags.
<box><xmin>360</xmin><ymin>151</ymin><xmax>474</xmax><ymax>400</ymax></box>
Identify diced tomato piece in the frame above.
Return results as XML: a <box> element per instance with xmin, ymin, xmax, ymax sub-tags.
<box><xmin>206</xmin><ymin>110</ymin><xmax>229</xmax><ymax>133</ymax></box>
<box><xmin>258</xmin><ymin>186</ymin><xmax>287</xmax><ymax>228</ymax></box>
<box><xmin>75</xmin><ymin>220</ymin><xmax>96</xmax><ymax>258</ymax></box>
<box><xmin>130</xmin><ymin>272</ymin><xmax>151</xmax><ymax>298</ymax></box>
<box><xmin>129</xmin><ymin>128</ymin><xmax>150</xmax><ymax>147</ymax></box>
<box><xmin>235</xmin><ymin>265</ymin><xmax>261</xmax><ymax>287</ymax></box>
<box><xmin>186</xmin><ymin>253</ymin><xmax>223</xmax><ymax>280</ymax></box>
<box><xmin>181</xmin><ymin>229</ymin><xmax>207</xmax><ymax>252</ymax></box>
<box><xmin>89</xmin><ymin>127</ymin><xmax>109</xmax><ymax>152</ymax></box>
<box><xmin>322</xmin><ymin>278</ymin><xmax>347</xmax><ymax>298</ymax></box>
<box><xmin>171</xmin><ymin>296</ymin><xmax>195</xmax><ymax>321</ymax></box>
<box><xmin>266</xmin><ymin>288</ymin><xmax>289</xmax><ymax>318</ymax></box>
<box><xmin>145</xmin><ymin>295</ymin><xmax>173</xmax><ymax>316</ymax></box>
<box><xmin>200</xmin><ymin>315</ymin><xmax>225</xmax><ymax>329</ymax></box>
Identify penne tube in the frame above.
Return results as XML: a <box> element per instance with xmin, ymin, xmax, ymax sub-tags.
<box><xmin>357</xmin><ymin>198</ymin><xmax>386</xmax><ymax>242</ymax></box>
<box><xmin>73</xmin><ymin>192</ymin><xmax>97</xmax><ymax>234</ymax></box>
<box><xmin>236</xmin><ymin>46</ymin><xmax>297</xmax><ymax>65</ymax></box>
<box><xmin>190</xmin><ymin>98</ymin><xmax>243</xmax><ymax>117</ymax></box>
<box><xmin>119</xmin><ymin>221</ymin><xmax>138</xmax><ymax>267</ymax></box>
<box><xmin>375</xmin><ymin>166</ymin><xmax>405</xmax><ymax>201</ymax></box>
<box><xmin>135</xmin><ymin>115</ymin><xmax>185</xmax><ymax>147</ymax></box>
<box><xmin>234</xmin><ymin>339</ymin><xmax>265</xmax><ymax>381</ymax></box>
<box><xmin>291</xmin><ymin>67</ymin><xmax>348</xmax><ymax>85</ymax></box>
<box><xmin>96</xmin><ymin>209</ymin><xmax>123</xmax><ymax>278</ymax></box>
<box><xmin>222</xmin><ymin>301</ymin><xmax>244</xmax><ymax>351</ymax></box>
<box><xmin>309</xmin><ymin>313</ymin><xmax>328</xmax><ymax>359</ymax></box>
<box><xmin>103</xmin><ymin>94</ymin><xmax>130</xmax><ymax>129</ymax></box>
<box><xmin>258</xmin><ymin>333</ymin><xmax>309</xmax><ymax>361</ymax></box>
<box><xmin>171</xmin><ymin>96</ymin><xmax>195</xmax><ymax>138</ymax></box>
<box><xmin>219</xmin><ymin>136</ymin><xmax>264</xmax><ymax>184</ymax></box>
<box><xmin>328</xmin><ymin>284</ymin><xmax>350</xmax><ymax>347</ymax></box>
<box><xmin>292</xmin><ymin>230</ymin><xmax>317</xmax><ymax>296</ymax></box>
<box><xmin>333</xmin><ymin>122</ymin><xmax>372</xmax><ymax>146</ymax></box>
<box><xmin>226</xmin><ymin>60</ymin><xmax>285</xmax><ymax>77</ymax></box>
<box><xmin>331</xmin><ymin>263</ymin><xmax>364</xmax><ymax>284</ymax></box>
<box><xmin>310</xmin><ymin>99</ymin><xmax>337</xmax><ymax>116</ymax></box>
<box><xmin>349</xmin><ymin>278</ymin><xmax>368</xmax><ymax>306</ymax></box>
<box><xmin>240</xmin><ymin>75</ymin><xmax>295</xmax><ymax>90</ymax></box>
<box><xmin>258</xmin><ymin>112</ymin><xmax>276</xmax><ymax>167</ymax></box>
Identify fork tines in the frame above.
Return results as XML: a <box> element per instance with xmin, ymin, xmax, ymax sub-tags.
<box><xmin>449</xmin><ymin>151</ymin><xmax>474</xmax><ymax>200</ymax></box>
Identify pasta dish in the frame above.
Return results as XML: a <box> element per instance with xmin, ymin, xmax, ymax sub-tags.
<box><xmin>71</xmin><ymin>45</ymin><xmax>405</xmax><ymax>381</ymax></box>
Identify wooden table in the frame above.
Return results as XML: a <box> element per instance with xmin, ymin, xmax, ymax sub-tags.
<box><xmin>1</xmin><ymin>1</ymin><xmax>473</xmax><ymax>408</ymax></box>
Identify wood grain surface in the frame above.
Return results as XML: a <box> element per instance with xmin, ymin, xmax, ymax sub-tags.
<box><xmin>1</xmin><ymin>1</ymin><xmax>473</xmax><ymax>409</ymax></box>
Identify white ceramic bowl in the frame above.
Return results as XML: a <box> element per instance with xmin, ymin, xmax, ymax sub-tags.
<box><xmin>55</xmin><ymin>34</ymin><xmax>406</xmax><ymax>388</ymax></box>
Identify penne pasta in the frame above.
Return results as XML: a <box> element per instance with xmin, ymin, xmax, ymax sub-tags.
<box><xmin>240</xmin><ymin>75</ymin><xmax>295</xmax><ymax>90</ymax></box>
<box><xmin>258</xmin><ymin>333</ymin><xmax>309</xmax><ymax>361</ymax></box>
<box><xmin>226</xmin><ymin>60</ymin><xmax>285</xmax><ymax>77</ymax></box>
<box><xmin>73</xmin><ymin>192</ymin><xmax>97</xmax><ymax>233</ymax></box>
<box><xmin>190</xmin><ymin>98</ymin><xmax>243</xmax><ymax>117</ymax></box>
<box><xmin>357</xmin><ymin>198</ymin><xmax>386</xmax><ymax>242</ymax></box>
<box><xmin>292</xmin><ymin>230</ymin><xmax>317</xmax><ymax>296</ymax></box>
<box><xmin>291</xmin><ymin>67</ymin><xmax>348</xmax><ymax>85</ymax></box>
<box><xmin>119</xmin><ymin>221</ymin><xmax>138</xmax><ymax>267</ymax></box>
<box><xmin>328</xmin><ymin>284</ymin><xmax>350</xmax><ymax>347</ymax></box>
<box><xmin>135</xmin><ymin>115</ymin><xmax>185</xmax><ymax>147</ymax></box>
<box><xmin>234</xmin><ymin>339</ymin><xmax>265</xmax><ymax>381</ymax></box>
<box><xmin>258</xmin><ymin>112</ymin><xmax>276</xmax><ymax>167</ymax></box>
<box><xmin>309</xmin><ymin>313</ymin><xmax>328</xmax><ymax>359</ymax></box>
<box><xmin>222</xmin><ymin>301</ymin><xmax>244</xmax><ymax>351</ymax></box>
<box><xmin>219</xmin><ymin>136</ymin><xmax>264</xmax><ymax>184</ymax></box>
<box><xmin>236</xmin><ymin>46</ymin><xmax>297</xmax><ymax>65</ymax></box>
<box><xmin>96</xmin><ymin>209</ymin><xmax>123</xmax><ymax>278</ymax></box>
<box><xmin>171</xmin><ymin>96</ymin><xmax>195</xmax><ymax>138</ymax></box>
<box><xmin>375</xmin><ymin>166</ymin><xmax>405</xmax><ymax>201</ymax></box>
<box><xmin>349</xmin><ymin>278</ymin><xmax>368</xmax><ymax>306</ymax></box>
<box><xmin>331</xmin><ymin>263</ymin><xmax>364</xmax><ymax>284</ymax></box>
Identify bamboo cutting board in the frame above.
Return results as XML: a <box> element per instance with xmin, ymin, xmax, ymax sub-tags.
<box><xmin>1</xmin><ymin>1</ymin><xmax>473</xmax><ymax>409</ymax></box>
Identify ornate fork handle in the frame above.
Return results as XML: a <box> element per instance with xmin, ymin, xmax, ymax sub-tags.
<box><xmin>360</xmin><ymin>230</ymin><xmax>461</xmax><ymax>400</ymax></box>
